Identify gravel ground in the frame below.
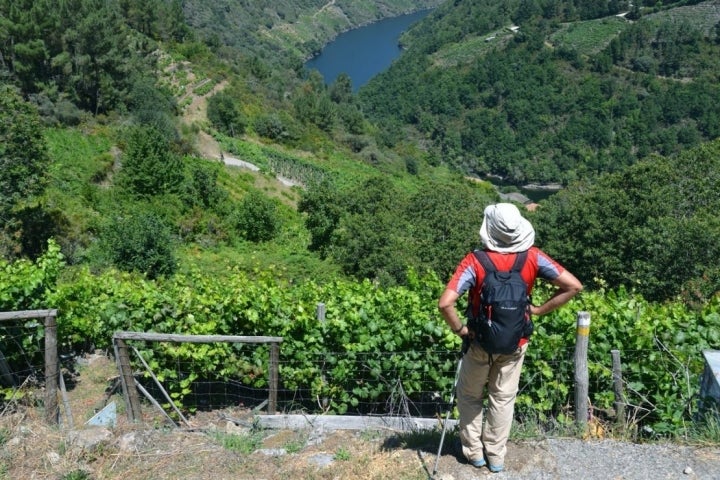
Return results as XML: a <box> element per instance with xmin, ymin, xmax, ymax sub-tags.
<box><xmin>433</xmin><ymin>437</ymin><xmax>720</xmax><ymax>480</ymax></box>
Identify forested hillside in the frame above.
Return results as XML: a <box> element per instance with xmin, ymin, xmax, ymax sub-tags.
<box><xmin>2</xmin><ymin>0</ymin><xmax>720</xmax><ymax>301</ymax></box>
<box><xmin>359</xmin><ymin>0</ymin><xmax>720</xmax><ymax>185</ymax></box>
<box><xmin>183</xmin><ymin>0</ymin><xmax>443</xmax><ymax>62</ymax></box>
<box><xmin>0</xmin><ymin>0</ymin><xmax>490</xmax><ymax>289</ymax></box>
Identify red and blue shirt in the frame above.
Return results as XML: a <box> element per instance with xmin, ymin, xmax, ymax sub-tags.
<box><xmin>446</xmin><ymin>246</ymin><xmax>566</xmax><ymax>345</ymax></box>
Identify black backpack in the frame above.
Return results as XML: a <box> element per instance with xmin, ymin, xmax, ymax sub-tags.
<box><xmin>469</xmin><ymin>250</ymin><xmax>533</xmax><ymax>355</ymax></box>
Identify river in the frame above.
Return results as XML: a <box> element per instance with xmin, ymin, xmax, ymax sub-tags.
<box><xmin>305</xmin><ymin>9</ymin><xmax>433</xmax><ymax>92</ymax></box>
<box><xmin>304</xmin><ymin>8</ymin><xmax>560</xmax><ymax>202</ymax></box>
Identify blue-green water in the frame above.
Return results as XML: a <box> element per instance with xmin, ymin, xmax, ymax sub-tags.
<box><xmin>305</xmin><ymin>10</ymin><xmax>432</xmax><ymax>92</ymax></box>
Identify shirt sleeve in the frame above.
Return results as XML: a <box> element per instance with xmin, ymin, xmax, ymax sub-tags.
<box><xmin>445</xmin><ymin>253</ymin><xmax>478</xmax><ymax>296</ymax></box>
<box><xmin>535</xmin><ymin>249</ymin><xmax>565</xmax><ymax>281</ymax></box>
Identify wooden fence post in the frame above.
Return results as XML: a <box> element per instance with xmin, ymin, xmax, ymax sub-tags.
<box><xmin>574</xmin><ymin>311</ymin><xmax>591</xmax><ymax>431</ymax></box>
<box><xmin>113</xmin><ymin>338</ymin><xmax>143</xmax><ymax>422</ymax></box>
<box><xmin>44</xmin><ymin>313</ymin><xmax>59</xmax><ymax>425</ymax></box>
<box><xmin>317</xmin><ymin>302</ymin><xmax>329</xmax><ymax>410</ymax></box>
<box><xmin>269</xmin><ymin>342</ymin><xmax>279</xmax><ymax>414</ymax></box>
<box><xmin>111</xmin><ymin>332</ymin><xmax>283</xmax><ymax>421</ymax></box>
<box><xmin>611</xmin><ymin>349</ymin><xmax>626</xmax><ymax>428</ymax></box>
<box><xmin>1</xmin><ymin>310</ymin><xmax>59</xmax><ymax>425</ymax></box>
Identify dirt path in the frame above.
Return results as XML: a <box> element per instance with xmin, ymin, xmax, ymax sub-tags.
<box><xmin>314</xmin><ymin>0</ymin><xmax>337</xmax><ymax>17</ymax></box>
<box><xmin>179</xmin><ymin>77</ymin><xmax>302</xmax><ymax>194</ymax></box>
<box><xmin>180</xmin><ymin>79</ymin><xmax>227</xmax><ymax>161</ymax></box>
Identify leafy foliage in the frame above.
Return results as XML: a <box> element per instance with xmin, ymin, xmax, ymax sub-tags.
<box><xmin>533</xmin><ymin>139</ymin><xmax>720</xmax><ymax>304</ymax></box>
<box><xmin>127</xmin><ymin>78</ymin><xmax>179</xmax><ymax>141</ymax></box>
<box><xmin>299</xmin><ymin>175</ymin><xmax>498</xmax><ymax>285</ymax></box>
<box><xmin>0</xmin><ymin>86</ymin><xmax>50</xmax><ymax>217</ymax></box>
<box><xmin>117</xmin><ymin>126</ymin><xmax>184</xmax><ymax>197</ymax></box>
<box><xmin>0</xmin><ymin>239</ymin><xmax>64</xmax><ymax>311</ymax></box>
<box><xmin>181</xmin><ymin>158</ymin><xmax>226</xmax><ymax>210</ymax></box>
<box><xmin>207</xmin><ymin>92</ymin><xmax>246</xmax><ymax>137</ymax></box>
<box><xmin>359</xmin><ymin>0</ymin><xmax>720</xmax><ymax>184</ymax></box>
<box><xmin>100</xmin><ymin>211</ymin><xmax>177</xmax><ymax>279</ymax></box>
<box><xmin>232</xmin><ymin>191</ymin><xmax>281</xmax><ymax>243</ymax></box>
<box><xmin>0</xmin><ymin>0</ymin><xmax>157</xmax><ymax>115</ymax></box>
<box><xmin>119</xmin><ymin>0</ymin><xmax>191</xmax><ymax>42</ymax></box>
<box><xmin>293</xmin><ymin>71</ymin><xmax>337</xmax><ymax>132</ymax></box>
<box><xmin>0</xmin><ymin>249</ymin><xmax>708</xmax><ymax>434</ymax></box>
<box><xmin>0</xmin><ymin>86</ymin><xmax>51</xmax><ymax>257</ymax></box>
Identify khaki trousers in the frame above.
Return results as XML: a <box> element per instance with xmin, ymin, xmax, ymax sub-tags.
<box><xmin>457</xmin><ymin>341</ymin><xmax>527</xmax><ymax>466</ymax></box>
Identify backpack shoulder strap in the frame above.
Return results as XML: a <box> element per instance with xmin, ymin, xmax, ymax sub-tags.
<box><xmin>511</xmin><ymin>250</ymin><xmax>528</xmax><ymax>272</ymax></box>
<box><xmin>473</xmin><ymin>250</ymin><xmax>497</xmax><ymax>273</ymax></box>
<box><xmin>473</xmin><ymin>250</ymin><xmax>528</xmax><ymax>273</ymax></box>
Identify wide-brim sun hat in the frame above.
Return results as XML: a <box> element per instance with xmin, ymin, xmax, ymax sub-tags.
<box><xmin>479</xmin><ymin>203</ymin><xmax>535</xmax><ymax>253</ymax></box>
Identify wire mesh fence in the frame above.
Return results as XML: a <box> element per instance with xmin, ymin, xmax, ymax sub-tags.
<box><xmin>112</xmin><ymin>333</ymin><xmax>678</xmax><ymax>429</ymax></box>
<box><xmin>0</xmin><ymin>310</ymin><xmax>59</xmax><ymax>423</ymax></box>
<box><xmin>0</xmin><ymin>318</ymin><xmax>45</xmax><ymax>393</ymax></box>
<box><xmin>0</xmin><ymin>317</ymin><xmax>714</xmax><ymax>437</ymax></box>
<box><xmin>114</xmin><ymin>335</ymin><xmax>466</xmax><ymax>421</ymax></box>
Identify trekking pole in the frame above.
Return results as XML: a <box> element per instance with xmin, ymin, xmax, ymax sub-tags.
<box><xmin>432</xmin><ymin>336</ymin><xmax>469</xmax><ymax>478</ymax></box>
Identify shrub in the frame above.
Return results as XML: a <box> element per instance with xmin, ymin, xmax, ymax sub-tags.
<box><xmin>254</xmin><ymin>114</ymin><xmax>288</xmax><ymax>141</ymax></box>
<box><xmin>232</xmin><ymin>191</ymin><xmax>280</xmax><ymax>242</ymax></box>
<box><xmin>101</xmin><ymin>212</ymin><xmax>177</xmax><ymax>279</ymax></box>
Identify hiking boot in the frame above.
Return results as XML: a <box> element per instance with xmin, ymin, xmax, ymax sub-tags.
<box><xmin>488</xmin><ymin>463</ymin><xmax>504</xmax><ymax>473</ymax></box>
<box><xmin>469</xmin><ymin>458</ymin><xmax>486</xmax><ymax>468</ymax></box>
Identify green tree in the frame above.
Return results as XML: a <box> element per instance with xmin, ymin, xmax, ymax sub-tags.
<box><xmin>119</xmin><ymin>0</ymin><xmax>160</xmax><ymax>38</ymax></box>
<box><xmin>254</xmin><ymin>113</ymin><xmax>295</xmax><ymax>142</ymax></box>
<box><xmin>207</xmin><ymin>92</ymin><xmax>246</xmax><ymax>137</ymax></box>
<box><xmin>181</xmin><ymin>159</ymin><xmax>225</xmax><ymax>210</ymax></box>
<box><xmin>0</xmin><ymin>0</ymin><xmax>55</xmax><ymax>92</ymax></box>
<box><xmin>118</xmin><ymin>126</ymin><xmax>184</xmax><ymax>197</ymax></box>
<box><xmin>330</xmin><ymin>208</ymin><xmax>411</xmax><ymax>286</ymax></box>
<box><xmin>338</xmin><ymin>104</ymin><xmax>365</xmax><ymax>135</ymax></box>
<box><xmin>293</xmin><ymin>71</ymin><xmax>336</xmax><ymax>131</ymax></box>
<box><xmin>315</xmin><ymin>96</ymin><xmax>336</xmax><ymax>132</ymax></box>
<box><xmin>405</xmin><ymin>180</ymin><xmax>497</xmax><ymax>280</ymax></box>
<box><xmin>121</xmin><ymin>0</ymin><xmax>191</xmax><ymax>42</ymax></box>
<box><xmin>56</xmin><ymin>0</ymin><xmax>139</xmax><ymax>114</ymax></box>
<box><xmin>0</xmin><ymin>86</ymin><xmax>49</xmax><ymax>216</ymax></box>
<box><xmin>0</xmin><ymin>0</ymin><xmax>154</xmax><ymax>114</ymax></box>
<box><xmin>534</xmin><ymin>140</ymin><xmax>720</xmax><ymax>303</ymax></box>
<box><xmin>300</xmin><ymin>175</ymin><xmax>501</xmax><ymax>285</ymax></box>
<box><xmin>329</xmin><ymin>73</ymin><xmax>353</xmax><ymax>104</ymax></box>
<box><xmin>0</xmin><ymin>86</ymin><xmax>51</xmax><ymax>257</ymax></box>
<box><xmin>331</xmin><ymin>177</ymin><xmax>412</xmax><ymax>283</ymax></box>
<box><xmin>127</xmin><ymin>78</ymin><xmax>178</xmax><ymax>141</ymax></box>
<box><xmin>298</xmin><ymin>180</ymin><xmax>344</xmax><ymax>256</ymax></box>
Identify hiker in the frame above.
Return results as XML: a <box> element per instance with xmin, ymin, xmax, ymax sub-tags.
<box><xmin>438</xmin><ymin>203</ymin><xmax>582</xmax><ymax>473</ymax></box>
